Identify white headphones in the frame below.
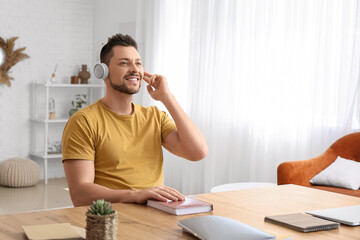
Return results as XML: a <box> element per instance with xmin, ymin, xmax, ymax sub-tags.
<box><xmin>94</xmin><ymin>63</ymin><xmax>108</xmax><ymax>79</ymax></box>
<box><xmin>93</xmin><ymin>43</ymin><xmax>109</xmax><ymax>79</ymax></box>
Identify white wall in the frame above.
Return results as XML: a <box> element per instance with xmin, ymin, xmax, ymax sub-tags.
<box><xmin>93</xmin><ymin>0</ymin><xmax>141</xmax><ymax>103</ymax></box>
<box><xmin>93</xmin><ymin>0</ymin><xmax>137</xmax><ymax>50</ymax></box>
<box><xmin>0</xmin><ymin>0</ymin><xmax>141</xmax><ymax>179</ymax></box>
<box><xmin>0</xmin><ymin>0</ymin><xmax>95</xmax><ymax>178</ymax></box>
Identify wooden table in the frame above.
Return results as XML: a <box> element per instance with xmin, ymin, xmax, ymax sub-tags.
<box><xmin>0</xmin><ymin>184</ymin><xmax>359</xmax><ymax>239</ymax></box>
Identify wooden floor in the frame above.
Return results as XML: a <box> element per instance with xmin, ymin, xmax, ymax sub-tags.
<box><xmin>0</xmin><ymin>178</ymin><xmax>73</xmax><ymax>215</ymax></box>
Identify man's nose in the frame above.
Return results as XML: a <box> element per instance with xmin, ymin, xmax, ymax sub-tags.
<box><xmin>129</xmin><ymin>62</ymin><xmax>141</xmax><ymax>72</ymax></box>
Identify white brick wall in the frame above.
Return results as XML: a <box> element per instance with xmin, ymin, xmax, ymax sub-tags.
<box><xmin>0</xmin><ymin>0</ymin><xmax>96</xmax><ymax>178</ymax></box>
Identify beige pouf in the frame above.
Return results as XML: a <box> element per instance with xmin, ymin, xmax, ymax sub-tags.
<box><xmin>0</xmin><ymin>158</ymin><xmax>40</xmax><ymax>187</ymax></box>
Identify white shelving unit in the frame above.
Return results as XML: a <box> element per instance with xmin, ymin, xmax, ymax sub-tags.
<box><xmin>30</xmin><ymin>82</ymin><xmax>105</xmax><ymax>184</ymax></box>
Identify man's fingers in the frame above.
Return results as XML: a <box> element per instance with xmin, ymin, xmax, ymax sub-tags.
<box><xmin>143</xmin><ymin>75</ymin><xmax>149</xmax><ymax>83</ymax></box>
<box><xmin>147</xmin><ymin>85</ymin><xmax>154</xmax><ymax>94</ymax></box>
<box><xmin>160</xmin><ymin>186</ymin><xmax>184</xmax><ymax>201</ymax></box>
<box><xmin>143</xmin><ymin>74</ymin><xmax>156</xmax><ymax>86</ymax></box>
<box><xmin>151</xmin><ymin>185</ymin><xmax>185</xmax><ymax>202</ymax></box>
<box><xmin>155</xmin><ymin>191</ymin><xmax>178</xmax><ymax>202</ymax></box>
<box><xmin>143</xmin><ymin>71</ymin><xmax>153</xmax><ymax>84</ymax></box>
<box><xmin>136</xmin><ymin>185</ymin><xmax>185</xmax><ymax>204</ymax></box>
<box><xmin>144</xmin><ymin>71</ymin><xmax>152</xmax><ymax>77</ymax></box>
<box><xmin>157</xmin><ymin>185</ymin><xmax>185</xmax><ymax>201</ymax></box>
<box><xmin>150</xmin><ymin>193</ymin><xmax>168</xmax><ymax>202</ymax></box>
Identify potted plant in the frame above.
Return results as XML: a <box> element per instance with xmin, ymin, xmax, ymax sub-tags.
<box><xmin>69</xmin><ymin>94</ymin><xmax>87</xmax><ymax>117</ymax></box>
<box><xmin>86</xmin><ymin>199</ymin><xmax>118</xmax><ymax>240</ymax></box>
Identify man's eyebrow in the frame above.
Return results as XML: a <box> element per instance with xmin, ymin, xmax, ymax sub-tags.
<box><xmin>116</xmin><ymin>58</ymin><xmax>142</xmax><ymax>61</ymax></box>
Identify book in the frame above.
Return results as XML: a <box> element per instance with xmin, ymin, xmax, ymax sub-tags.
<box><xmin>23</xmin><ymin>223</ymin><xmax>85</xmax><ymax>239</ymax></box>
<box><xmin>147</xmin><ymin>196</ymin><xmax>213</xmax><ymax>215</ymax></box>
<box><xmin>264</xmin><ymin>213</ymin><xmax>339</xmax><ymax>233</ymax></box>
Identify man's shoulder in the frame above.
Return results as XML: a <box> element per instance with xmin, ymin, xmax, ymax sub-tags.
<box><xmin>134</xmin><ymin>104</ymin><xmax>164</xmax><ymax>117</ymax></box>
<box><xmin>82</xmin><ymin>99</ymin><xmax>102</xmax><ymax>112</ymax></box>
<box><xmin>135</xmin><ymin>103</ymin><xmax>159</xmax><ymax>112</ymax></box>
<box><xmin>69</xmin><ymin>100</ymin><xmax>102</xmax><ymax>121</ymax></box>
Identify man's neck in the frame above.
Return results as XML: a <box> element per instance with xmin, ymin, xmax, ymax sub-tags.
<box><xmin>102</xmin><ymin>92</ymin><xmax>133</xmax><ymax>115</ymax></box>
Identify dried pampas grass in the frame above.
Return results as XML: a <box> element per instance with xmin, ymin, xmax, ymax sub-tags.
<box><xmin>0</xmin><ymin>36</ymin><xmax>30</xmax><ymax>87</ymax></box>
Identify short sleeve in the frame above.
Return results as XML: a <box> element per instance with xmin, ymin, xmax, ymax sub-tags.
<box><xmin>161</xmin><ymin>111</ymin><xmax>176</xmax><ymax>142</ymax></box>
<box><xmin>62</xmin><ymin>112</ymin><xmax>96</xmax><ymax>161</ymax></box>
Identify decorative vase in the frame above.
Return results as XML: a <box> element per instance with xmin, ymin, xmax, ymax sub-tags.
<box><xmin>86</xmin><ymin>211</ymin><xmax>118</xmax><ymax>240</ymax></box>
<box><xmin>71</xmin><ymin>75</ymin><xmax>79</xmax><ymax>84</ymax></box>
<box><xmin>69</xmin><ymin>108</ymin><xmax>79</xmax><ymax>117</ymax></box>
<box><xmin>78</xmin><ymin>64</ymin><xmax>90</xmax><ymax>84</ymax></box>
<box><xmin>48</xmin><ymin>97</ymin><xmax>56</xmax><ymax>119</ymax></box>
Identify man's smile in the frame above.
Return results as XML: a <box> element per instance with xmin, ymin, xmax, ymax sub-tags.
<box><xmin>125</xmin><ymin>75</ymin><xmax>141</xmax><ymax>82</ymax></box>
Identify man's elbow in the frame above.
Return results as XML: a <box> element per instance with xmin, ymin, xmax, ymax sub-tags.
<box><xmin>69</xmin><ymin>192</ymin><xmax>82</xmax><ymax>207</ymax></box>
<box><xmin>189</xmin><ymin>145</ymin><xmax>208</xmax><ymax>161</ymax></box>
<box><xmin>69</xmin><ymin>189</ymin><xmax>91</xmax><ymax>207</ymax></box>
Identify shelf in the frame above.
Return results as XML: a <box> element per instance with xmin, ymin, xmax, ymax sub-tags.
<box><xmin>30</xmin><ymin>118</ymin><xmax>69</xmax><ymax>123</ymax></box>
<box><xmin>31</xmin><ymin>80</ymin><xmax>105</xmax><ymax>184</ymax></box>
<box><xmin>30</xmin><ymin>152</ymin><xmax>62</xmax><ymax>159</ymax></box>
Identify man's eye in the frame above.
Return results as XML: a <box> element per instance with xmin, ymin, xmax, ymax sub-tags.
<box><xmin>136</xmin><ymin>62</ymin><xmax>142</xmax><ymax>66</ymax></box>
<box><xmin>119</xmin><ymin>62</ymin><xmax>128</xmax><ymax>65</ymax></box>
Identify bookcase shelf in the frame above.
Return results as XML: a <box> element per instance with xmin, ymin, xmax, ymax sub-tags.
<box><xmin>30</xmin><ymin>81</ymin><xmax>105</xmax><ymax>184</ymax></box>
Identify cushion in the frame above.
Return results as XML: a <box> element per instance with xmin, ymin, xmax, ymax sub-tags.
<box><xmin>0</xmin><ymin>158</ymin><xmax>40</xmax><ymax>187</ymax></box>
<box><xmin>310</xmin><ymin>157</ymin><xmax>360</xmax><ymax>190</ymax></box>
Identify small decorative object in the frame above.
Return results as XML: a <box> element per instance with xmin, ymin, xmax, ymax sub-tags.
<box><xmin>69</xmin><ymin>94</ymin><xmax>86</xmax><ymax>117</ymax></box>
<box><xmin>86</xmin><ymin>199</ymin><xmax>118</xmax><ymax>240</ymax></box>
<box><xmin>71</xmin><ymin>75</ymin><xmax>79</xmax><ymax>84</ymax></box>
<box><xmin>49</xmin><ymin>97</ymin><xmax>55</xmax><ymax>119</ymax></box>
<box><xmin>47</xmin><ymin>141</ymin><xmax>62</xmax><ymax>154</ymax></box>
<box><xmin>0</xmin><ymin>36</ymin><xmax>30</xmax><ymax>87</ymax></box>
<box><xmin>0</xmin><ymin>158</ymin><xmax>40</xmax><ymax>187</ymax></box>
<box><xmin>48</xmin><ymin>64</ymin><xmax>58</xmax><ymax>84</ymax></box>
<box><xmin>78</xmin><ymin>64</ymin><xmax>90</xmax><ymax>84</ymax></box>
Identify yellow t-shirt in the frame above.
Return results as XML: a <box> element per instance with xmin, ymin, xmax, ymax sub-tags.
<box><xmin>62</xmin><ymin>99</ymin><xmax>176</xmax><ymax>190</ymax></box>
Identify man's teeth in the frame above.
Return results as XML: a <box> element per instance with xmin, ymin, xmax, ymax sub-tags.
<box><xmin>127</xmin><ymin>77</ymin><xmax>138</xmax><ymax>81</ymax></box>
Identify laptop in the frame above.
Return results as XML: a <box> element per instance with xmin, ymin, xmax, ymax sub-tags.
<box><xmin>178</xmin><ymin>215</ymin><xmax>277</xmax><ymax>240</ymax></box>
<box><xmin>306</xmin><ymin>205</ymin><xmax>360</xmax><ymax>226</ymax></box>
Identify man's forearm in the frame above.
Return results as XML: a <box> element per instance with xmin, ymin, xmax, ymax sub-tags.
<box><xmin>162</xmin><ymin>94</ymin><xmax>208</xmax><ymax>161</ymax></box>
<box><xmin>70</xmin><ymin>182</ymin><xmax>138</xmax><ymax>207</ymax></box>
<box><xmin>69</xmin><ymin>182</ymin><xmax>185</xmax><ymax>207</ymax></box>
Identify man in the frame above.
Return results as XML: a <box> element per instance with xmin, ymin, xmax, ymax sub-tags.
<box><xmin>62</xmin><ymin>34</ymin><xmax>208</xmax><ymax>207</ymax></box>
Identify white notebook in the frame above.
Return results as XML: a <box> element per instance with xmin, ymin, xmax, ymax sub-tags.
<box><xmin>306</xmin><ymin>205</ymin><xmax>360</xmax><ymax>226</ymax></box>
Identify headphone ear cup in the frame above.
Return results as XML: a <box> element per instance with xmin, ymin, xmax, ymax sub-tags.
<box><xmin>94</xmin><ymin>63</ymin><xmax>109</xmax><ymax>79</ymax></box>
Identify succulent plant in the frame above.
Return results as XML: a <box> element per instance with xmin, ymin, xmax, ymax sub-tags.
<box><xmin>87</xmin><ymin>199</ymin><xmax>115</xmax><ymax>216</ymax></box>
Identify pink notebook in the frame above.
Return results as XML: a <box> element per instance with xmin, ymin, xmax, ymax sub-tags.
<box><xmin>147</xmin><ymin>197</ymin><xmax>213</xmax><ymax>215</ymax></box>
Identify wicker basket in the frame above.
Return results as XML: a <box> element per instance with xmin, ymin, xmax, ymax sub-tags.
<box><xmin>86</xmin><ymin>211</ymin><xmax>118</xmax><ymax>240</ymax></box>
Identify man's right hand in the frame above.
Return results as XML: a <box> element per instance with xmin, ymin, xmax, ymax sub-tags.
<box><xmin>134</xmin><ymin>185</ymin><xmax>185</xmax><ymax>204</ymax></box>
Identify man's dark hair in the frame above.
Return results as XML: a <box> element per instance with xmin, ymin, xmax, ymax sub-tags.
<box><xmin>100</xmin><ymin>34</ymin><xmax>138</xmax><ymax>65</ymax></box>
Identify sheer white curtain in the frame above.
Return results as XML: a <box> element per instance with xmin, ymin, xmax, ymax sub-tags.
<box><xmin>136</xmin><ymin>0</ymin><xmax>360</xmax><ymax>194</ymax></box>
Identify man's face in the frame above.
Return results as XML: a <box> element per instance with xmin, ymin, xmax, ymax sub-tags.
<box><xmin>107</xmin><ymin>45</ymin><xmax>144</xmax><ymax>95</ymax></box>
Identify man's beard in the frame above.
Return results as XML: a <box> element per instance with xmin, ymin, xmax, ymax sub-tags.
<box><xmin>108</xmin><ymin>76</ymin><xmax>141</xmax><ymax>95</ymax></box>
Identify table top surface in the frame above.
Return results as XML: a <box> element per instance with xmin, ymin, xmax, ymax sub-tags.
<box><xmin>0</xmin><ymin>184</ymin><xmax>359</xmax><ymax>240</ymax></box>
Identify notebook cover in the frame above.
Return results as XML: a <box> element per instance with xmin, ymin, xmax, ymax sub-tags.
<box><xmin>147</xmin><ymin>197</ymin><xmax>213</xmax><ymax>215</ymax></box>
<box><xmin>22</xmin><ymin>223</ymin><xmax>84</xmax><ymax>239</ymax></box>
<box><xmin>265</xmin><ymin>213</ymin><xmax>339</xmax><ymax>233</ymax></box>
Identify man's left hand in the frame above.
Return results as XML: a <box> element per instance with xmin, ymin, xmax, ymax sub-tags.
<box><xmin>143</xmin><ymin>71</ymin><xmax>171</xmax><ymax>102</ymax></box>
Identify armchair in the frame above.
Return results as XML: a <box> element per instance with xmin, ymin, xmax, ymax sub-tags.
<box><xmin>277</xmin><ymin>132</ymin><xmax>360</xmax><ymax>197</ymax></box>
